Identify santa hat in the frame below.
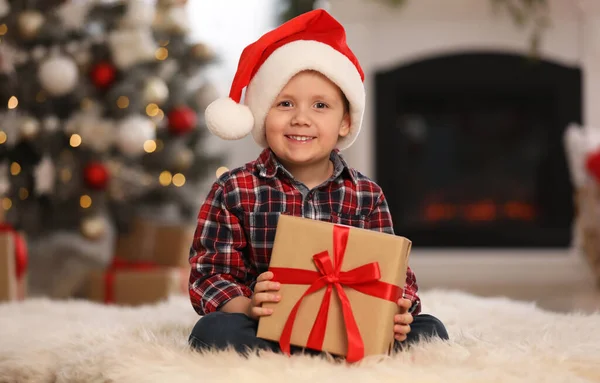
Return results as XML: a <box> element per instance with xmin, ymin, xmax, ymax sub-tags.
<box><xmin>205</xmin><ymin>9</ymin><xmax>365</xmax><ymax>151</ymax></box>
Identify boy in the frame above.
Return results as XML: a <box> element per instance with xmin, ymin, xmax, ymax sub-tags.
<box><xmin>188</xmin><ymin>9</ymin><xmax>448</xmax><ymax>357</ymax></box>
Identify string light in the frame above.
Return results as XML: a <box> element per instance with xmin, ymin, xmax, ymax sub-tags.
<box><xmin>154</xmin><ymin>109</ymin><xmax>165</xmax><ymax>121</ymax></box>
<box><xmin>155</xmin><ymin>47</ymin><xmax>168</xmax><ymax>60</ymax></box>
<box><xmin>0</xmin><ymin>24</ymin><xmax>7</xmax><ymax>35</ymax></box>
<box><xmin>0</xmin><ymin>131</ymin><xmax>7</xmax><ymax>144</ymax></box>
<box><xmin>7</xmin><ymin>96</ymin><xmax>18</xmax><ymax>109</ymax></box>
<box><xmin>146</xmin><ymin>103</ymin><xmax>159</xmax><ymax>117</ymax></box>
<box><xmin>117</xmin><ymin>96</ymin><xmax>130</xmax><ymax>109</ymax></box>
<box><xmin>80</xmin><ymin>195</ymin><xmax>92</xmax><ymax>208</ymax></box>
<box><xmin>2</xmin><ymin>198</ymin><xmax>12</xmax><ymax>210</ymax></box>
<box><xmin>70</xmin><ymin>134</ymin><xmax>82</xmax><ymax>147</ymax></box>
<box><xmin>10</xmin><ymin>162</ymin><xmax>21</xmax><ymax>176</ymax></box>
<box><xmin>19</xmin><ymin>188</ymin><xmax>29</xmax><ymax>200</ymax></box>
<box><xmin>172</xmin><ymin>173</ymin><xmax>186</xmax><ymax>187</ymax></box>
<box><xmin>215</xmin><ymin>166</ymin><xmax>229</xmax><ymax>178</ymax></box>
<box><xmin>159</xmin><ymin>170</ymin><xmax>172</xmax><ymax>186</ymax></box>
<box><xmin>143</xmin><ymin>140</ymin><xmax>157</xmax><ymax>153</ymax></box>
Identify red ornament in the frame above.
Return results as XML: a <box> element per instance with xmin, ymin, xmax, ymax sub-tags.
<box><xmin>586</xmin><ymin>150</ymin><xmax>600</xmax><ymax>182</ymax></box>
<box><xmin>90</xmin><ymin>61</ymin><xmax>117</xmax><ymax>89</ymax></box>
<box><xmin>167</xmin><ymin>106</ymin><xmax>197</xmax><ymax>135</ymax></box>
<box><xmin>84</xmin><ymin>161</ymin><xmax>110</xmax><ymax>190</ymax></box>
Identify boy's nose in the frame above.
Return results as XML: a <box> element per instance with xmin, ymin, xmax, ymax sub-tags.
<box><xmin>291</xmin><ymin>108</ymin><xmax>311</xmax><ymax>126</ymax></box>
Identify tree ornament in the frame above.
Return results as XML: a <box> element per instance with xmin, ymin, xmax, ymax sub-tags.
<box><xmin>143</xmin><ymin>77</ymin><xmax>169</xmax><ymax>105</ymax></box>
<box><xmin>108</xmin><ymin>29</ymin><xmax>157</xmax><ymax>70</ymax></box>
<box><xmin>116</xmin><ymin>115</ymin><xmax>156</xmax><ymax>156</ymax></box>
<box><xmin>38</xmin><ymin>54</ymin><xmax>79</xmax><ymax>96</ymax></box>
<box><xmin>80</xmin><ymin>215</ymin><xmax>107</xmax><ymax>240</ymax></box>
<box><xmin>55</xmin><ymin>1</ymin><xmax>92</xmax><ymax>32</ymax></box>
<box><xmin>154</xmin><ymin>3</ymin><xmax>190</xmax><ymax>34</ymax></box>
<box><xmin>167</xmin><ymin>105</ymin><xmax>197</xmax><ymax>135</ymax></box>
<box><xmin>34</xmin><ymin>156</ymin><xmax>56</xmax><ymax>196</ymax></box>
<box><xmin>90</xmin><ymin>61</ymin><xmax>117</xmax><ymax>89</ymax></box>
<box><xmin>18</xmin><ymin>10</ymin><xmax>45</xmax><ymax>40</ymax></box>
<box><xmin>83</xmin><ymin>161</ymin><xmax>110</xmax><ymax>190</ymax></box>
<box><xmin>122</xmin><ymin>0</ymin><xmax>156</xmax><ymax>27</ymax></box>
<box><xmin>586</xmin><ymin>150</ymin><xmax>600</xmax><ymax>183</ymax></box>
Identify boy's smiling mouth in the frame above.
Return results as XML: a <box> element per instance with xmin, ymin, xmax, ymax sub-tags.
<box><xmin>285</xmin><ymin>135</ymin><xmax>315</xmax><ymax>142</ymax></box>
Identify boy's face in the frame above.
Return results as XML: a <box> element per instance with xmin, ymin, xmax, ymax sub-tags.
<box><xmin>264</xmin><ymin>70</ymin><xmax>350</xmax><ymax>170</ymax></box>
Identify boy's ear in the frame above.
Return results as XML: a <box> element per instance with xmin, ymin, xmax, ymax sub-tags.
<box><xmin>338</xmin><ymin>113</ymin><xmax>351</xmax><ymax>137</ymax></box>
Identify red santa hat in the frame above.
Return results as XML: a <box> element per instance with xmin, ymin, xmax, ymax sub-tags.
<box><xmin>205</xmin><ymin>9</ymin><xmax>365</xmax><ymax>151</ymax></box>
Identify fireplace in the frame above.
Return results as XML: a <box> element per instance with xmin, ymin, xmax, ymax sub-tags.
<box><xmin>375</xmin><ymin>53</ymin><xmax>582</xmax><ymax>248</ymax></box>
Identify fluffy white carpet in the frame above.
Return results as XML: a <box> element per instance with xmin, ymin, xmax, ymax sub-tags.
<box><xmin>0</xmin><ymin>290</ymin><xmax>599</xmax><ymax>383</ymax></box>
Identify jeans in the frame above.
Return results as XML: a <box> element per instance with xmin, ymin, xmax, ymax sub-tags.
<box><xmin>189</xmin><ymin>311</ymin><xmax>449</xmax><ymax>357</ymax></box>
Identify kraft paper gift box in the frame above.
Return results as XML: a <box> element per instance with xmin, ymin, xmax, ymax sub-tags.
<box><xmin>0</xmin><ymin>231</ymin><xmax>28</xmax><ymax>302</ymax></box>
<box><xmin>257</xmin><ymin>214</ymin><xmax>412</xmax><ymax>362</ymax></box>
<box><xmin>87</xmin><ymin>262</ymin><xmax>189</xmax><ymax>306</ymax></box>
<box><xmin>575</xmin><ymin>182</ymin><xmax>600</xmax><ymax>286</ymax></box>
<box><xmin>115</xmin><ymin>217</ymin><xmax>195</xmax><ymax>268</ymax></box>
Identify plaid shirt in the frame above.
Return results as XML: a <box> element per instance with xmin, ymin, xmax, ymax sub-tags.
<box><xmin>189</xmin><ymin>148</ymin><xmax>421</xmax><ymax>316</ymax></box>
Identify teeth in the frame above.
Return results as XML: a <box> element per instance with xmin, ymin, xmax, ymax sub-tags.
<box><xmin>288</xmin><ymin>135</ymin><xmax>313</xmax><ymax>141</ymax></box>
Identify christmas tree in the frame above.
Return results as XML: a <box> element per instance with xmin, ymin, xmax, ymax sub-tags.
<box><xmin>0</xmin><ymin>0</ymin><xmax>222</xmax><ymax>297</ymax></box>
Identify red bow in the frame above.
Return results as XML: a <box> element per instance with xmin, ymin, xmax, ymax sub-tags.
<box><xmin>103</xmin><ymin>257</ymin><xmax>159</xmax><ymax>303</ymax></box>
<box><xmin>0</xmin><ymin>223</ymin><xmax>28</xmax><ymax>280</ymax></box>
<box><xmin>269</xmin><ymin>225</ymin><xmax>402</xmax><ymax>363</ymax></box>
<box><xmin>586</xmin><ymin>150</ymin><xmax>600</xmax><ymax>182</ymax></box>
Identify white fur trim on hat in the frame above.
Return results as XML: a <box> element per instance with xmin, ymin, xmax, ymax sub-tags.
<box><xmin>245</xmin><ymin>40</ymin><xmax>365</xmax><ymax>151</ymax></box>
<box><xmin>205</xmin><ymin>97</ymin><xmax>255</xmax><ymax>140</ymax></box>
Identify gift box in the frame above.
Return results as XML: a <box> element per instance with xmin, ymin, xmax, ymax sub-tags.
<box><xmin>87</xmin><ymin>258</ymin><xmax>189</xmax><ymax>306</ymax></box>
<box><xmin>0</xmin><ymin>226</ymin><xmax>28</xmax><ymax>302</ymax></box>
<box><xmin>256</xmin><ymin>215</ymin><xmax>412</xmax><ymax>362</ymax></box>
<box><xmin>115</xmin><ymin>217</ymin><xmax>195</xmax><ymax>268</ymax></box>
<box><xmin>574</xmin><ymin>183</ymin><xmax>600</xmax><ymax>287</ymax></box>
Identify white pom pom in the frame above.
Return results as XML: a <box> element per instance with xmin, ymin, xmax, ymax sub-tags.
<box><xmin>205</xmin><ymin>97</ymin><xmax>254</xmax><ymax>140</ymax></box>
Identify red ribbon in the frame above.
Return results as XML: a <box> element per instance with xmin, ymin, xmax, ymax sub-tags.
<box><xmin>103</xmin><ymin>257</ymin><xmax>158</xmax><ymax>303</ymax></box>
<box><xmin>0</xmin><ymin>223</ymin><xmax>28</xmax><ymax>280</ymax></box>
<box><xmin>269</xmin><ymin>225</ymin><xmax>403</xmax><ymax>363</ymax></box>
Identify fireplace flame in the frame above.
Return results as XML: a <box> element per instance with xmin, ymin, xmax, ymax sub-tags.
<box><xmin>424</xmin><ymin>200</ymin><xmax>536</xmax><ymax>223</ymax></box>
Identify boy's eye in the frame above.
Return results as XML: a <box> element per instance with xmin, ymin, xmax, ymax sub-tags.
<box><xmin>314</xmin><ymin>102</ymin><xmax>328</xmax><ymax>109</ymax></box>
<box><xmin>278</xmin><ymin>101</ymin><xmax>292</xmax><ymax>107</ymax></box>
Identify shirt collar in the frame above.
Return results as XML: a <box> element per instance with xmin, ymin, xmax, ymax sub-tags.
<box><xmin>255</xmin><ymin>148</ymin><xmax>358</xmax><ymax>185</ymax></box>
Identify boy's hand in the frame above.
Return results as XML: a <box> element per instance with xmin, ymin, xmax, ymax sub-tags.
<box><xmin>246</xmin><ymin>271</ymin><xmax>281</xmax><ymax>320</ymax></box>
<box><xmin>394</xmin><ymin>298</ymin><xmax>413</xmax><ymax>342</ymax></box>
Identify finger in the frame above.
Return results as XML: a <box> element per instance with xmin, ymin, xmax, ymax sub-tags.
<box><xmin>394</xmin><ymin>313</ymin><xmax>414</xmax><ymax>325</ymax></box>
<box><xmin>397</xmin><ymin>298</ymin><xmax>412</xmax><ymax>313</ymax></box>
<box><xmin>257</xmin><ymin>271</ymin><xmax>274</xmax><ymax>282</ymax></box>
<box><xmin>394</xmin><ymin>333</ymin><xmax>407</xmax><ymax>342</ymax></box>
<box><xmin>254</xmin><ymin>280</ymin><xmax>281</xmax><ymax>293</ymax></box>
<box><xmin>252</xmin><ymin>292</ymin><xmax>281</xmax><ymax>305</ymax></box>
<box><xmin>250</xmin><ymin>306</ymin><xmax>274</xmax><ymax>318</ymax></box>
<box><xmin>394</xmin><ymin>324</ymin><xmax>411</xmax><ymax>335</ymax></box>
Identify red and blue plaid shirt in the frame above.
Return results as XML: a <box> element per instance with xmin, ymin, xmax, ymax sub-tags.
<box><xmin>189</xmin><ymin>148</ymin><xmax>421</xmax><ymax>316</ymax></box>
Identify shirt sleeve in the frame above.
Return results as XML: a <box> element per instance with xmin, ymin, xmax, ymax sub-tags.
<box><xmin>189</xmin><ymin>180</ymin><xmax>252</xmax><ymax>315</ymax></box>
<box><xmin>365</xmin><ymin>192</ymin><xmax>422</xmax><ymax>316</ymax></box>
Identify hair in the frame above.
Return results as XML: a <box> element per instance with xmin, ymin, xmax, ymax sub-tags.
<box><xmin>341</xmin><ymin>92</ymin><xmax>350</xmax><ymax>114</ymax></box>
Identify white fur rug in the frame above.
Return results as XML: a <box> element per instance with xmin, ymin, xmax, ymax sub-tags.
<box><xmin>0</xmin><ymin>290</ymin><xmax>599</xmax><ymax>383</ymax></box>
